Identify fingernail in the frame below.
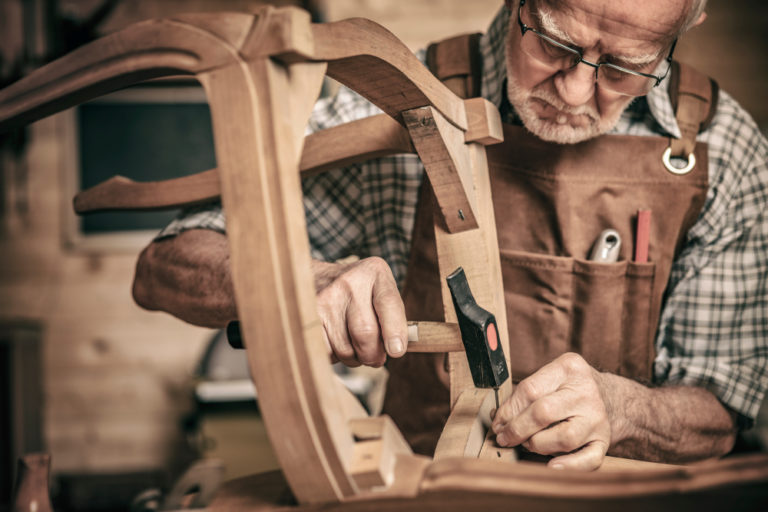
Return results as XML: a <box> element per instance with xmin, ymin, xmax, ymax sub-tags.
<box><xmin>388</xmin><ymin>337</ymin><xmax>404</xmax><ymax>355</ymax></box>
<box><xmin>496</xmin><ymin>433</ymin><xmax>509</xmax><ymax>446</ymax></box>
<box><xmin>550</xmin><ymin>463</ymin><xmax>565</xmax><ymax>470</ymax></box>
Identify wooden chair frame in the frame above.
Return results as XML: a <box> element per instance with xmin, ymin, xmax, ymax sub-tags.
<box><xmin>2</xmin><ymin>6</ymin><xmax>767</xmax><ymax>510</ymax></box>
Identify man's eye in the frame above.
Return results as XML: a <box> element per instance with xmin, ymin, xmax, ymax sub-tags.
<box><xmin>539</xmin><ymin>37</ymin><xmax>574</xmax><ymax>58</ymax></box>
<box><xmin>600</xmin><ymin>66</ymin><xmax>627</xmax><ymax>81</ymax></box>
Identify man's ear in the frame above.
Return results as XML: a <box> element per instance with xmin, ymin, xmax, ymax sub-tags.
<box><xmin>691</xmin><ymin>11</ymin><xmax>707</xmax><ymax>28</ymax></box>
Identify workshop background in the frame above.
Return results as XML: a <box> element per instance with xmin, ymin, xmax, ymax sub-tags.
<box><xmin>1</xmin><ymin>0</ymin><xmax>766</xmax><ymax>511</ymax></box>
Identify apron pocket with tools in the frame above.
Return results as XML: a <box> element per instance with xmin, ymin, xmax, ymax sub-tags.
<box><xmin>500</xmin><ymin>250</ymin><xmax>656</xmax><ymax>381</ymax></box>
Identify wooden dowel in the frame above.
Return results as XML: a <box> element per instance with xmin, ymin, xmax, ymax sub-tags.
<box><xmin>406</xmin><ymin>321</ymin><xmax>463</xmax><ymax>353</ymax></box>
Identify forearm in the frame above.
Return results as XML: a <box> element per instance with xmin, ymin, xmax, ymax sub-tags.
<box><xmin>132</xmin><ymin>229</ymin><xmax>351</xmax><ymax>328</ymax></box>
<box><xmin>599</xmin><ymin>372</ymin><xmax>738</xmax><ymax>462</ymax></box>
<box><xmin>133</xmin><ymin>229</ymin><xmax>237</xmax><ymax>327</ymax></box>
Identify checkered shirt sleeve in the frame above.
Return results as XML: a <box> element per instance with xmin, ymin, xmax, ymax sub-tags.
<box><xmin>652</xmin><ymin>92</ymin><xmax>768</xmax><ymax>426</ymax></box>
<box><xmin>157</xmin><ymin>82</ymin><xmax>425</xmax><ymax>286</ymax></box>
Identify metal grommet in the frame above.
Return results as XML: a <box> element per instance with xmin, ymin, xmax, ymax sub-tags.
<box><xmin>662</xmin><ymin>147</ymin><xmax>696</xmax><ymax>175</ymax></box>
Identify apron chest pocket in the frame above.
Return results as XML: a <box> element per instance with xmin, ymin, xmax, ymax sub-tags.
<box><xmin>500</xmin><ymin>250</ymin><xmax>655</xmax><ymax>382</ymax></box>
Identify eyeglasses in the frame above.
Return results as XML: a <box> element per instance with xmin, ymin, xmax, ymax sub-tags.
<box><xmin>516</xmin><ymin>0</ymin><xmax>676</xmax><ymax>96</ymax></box>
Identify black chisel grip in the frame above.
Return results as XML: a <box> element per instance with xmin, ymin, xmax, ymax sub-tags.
<box><xmin>226</xmin><ymin>321</ymin><xmax>244</xmax><ymax>349</ymax></box>
<box><xmin>446</xmin><ymin>267</ymin><xmax>509</xmax><ymax>389</ymax></box>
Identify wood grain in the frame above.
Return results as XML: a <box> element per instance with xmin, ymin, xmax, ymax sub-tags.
<box><xmin>463</xmin><ymin>97</ymin><xmax>504</xmax><ymax>146</ymax></box>
<box><xmin>202</xmin><ymin>56</ymin><xmax>357</xmax><ymax>503</ymax></box>
<box><xmin>404</xmin><ymin>106</ymin><xmax>478</xmax><ymax>233</ymax></box>
<box><xmin>433</xmin><ymin>388</ymin><xmax>491</xmax><ymax>460</ymax></box>
<box><xmin>348</xmin><ymin>416</ymin><xmax>412</xmax><ymax>490</ymax></box>
<box><xmin>406</xmin><ymin>321</ymin><xmax>462</xmax><ymax>353</ymax></box>
<box><xmin>311</xmin><ymin>18</ymin><xmax>467</xmax><ymax>130</ymax></box>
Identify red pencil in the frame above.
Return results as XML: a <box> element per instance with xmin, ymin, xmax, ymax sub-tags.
<box><xmin>635</xmin><ymin>209</ymin><xmax>651</xmax><ymax>263</ymax></box>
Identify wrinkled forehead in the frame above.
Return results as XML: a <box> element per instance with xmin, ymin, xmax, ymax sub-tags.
<box><xmin>536</xmin><ymin>0</ymin><xmax>689</xmax><ymax>43</ymax></box>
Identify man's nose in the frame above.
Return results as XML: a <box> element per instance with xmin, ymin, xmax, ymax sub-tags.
<box><xmin>553</xmin><ymin>62</ymin><xmax>596</xmax><ymax>106</ymax></box>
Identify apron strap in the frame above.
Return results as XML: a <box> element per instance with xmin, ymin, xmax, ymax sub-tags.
<box><xmin>664</xmin><ymin>61</ymin><xmax>719</xmax><ymax>174</ymax></box>
<box><xmin>426</xmin><ymin>33</ymin><xmax>482</xmax><ymax>99</ymax></box>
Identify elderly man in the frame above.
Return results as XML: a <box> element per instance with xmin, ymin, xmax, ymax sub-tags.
<box><xmin>132</xmin><ymin>0</ymin><xmax>768</xmax><ymax>470</ymax></box>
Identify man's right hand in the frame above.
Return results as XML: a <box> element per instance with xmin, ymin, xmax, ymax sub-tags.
<box><xmin>313</xmin><ymin>257</ymin><xmax>408</xmax><ymax>367</ymax></box>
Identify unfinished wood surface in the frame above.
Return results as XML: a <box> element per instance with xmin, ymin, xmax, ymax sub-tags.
<box><xmin>210</xmin><ymin>454</ymin><xmax>768</xmax><ymax>511</ymax></box>
<box><xmin>425</xmin><ymin>119</ymin><xmax>511</xmax><ymax>407</ymax></box>
<box><xmin>348</xmin><ymin>416</ymin><xmax>412</xmax><ymax>490</ymax></box>
<box><xmin>404</xmin><ymin>106</ymin><xmax>478</xmax><ymax>233</ymax></box>
<box><xmin>202</xmin><ymin>56</ymin><xmax>358</xmax><ymax>503</ymax></box>
<box><xmin>478</xmin><ymin>430</ymin><xmax>518</xmax><ymax>464</ymax></box>
<box><xmin>433</xmin><ymin>388</ymin><xmax>491</xmax><ymax>460</ymax></box>
<box><xmin>463</xmin><ymin>97</ymin><xmax>504</xmax><ymax>146</ymax></box>
<box><xmin>406</xmin><ymin>321</ymin><xmax>463</xmax><ymax>352</ymax></box>
<box><xmin>73</xmin><ymin>171</ymin><xmax>221</xmax><ymax>213</ymax></box>
<box><xmin>0</xmin><ymin>14</ymin><xmax>249</xmax><ymax>131</ymax></box>
<box><xmin>311</xmin><ymin>18</ymin><xmax>467</xmax><ymax>130</ymax></box>
<box><xmin>465</xmin><ymin>141</ymin><xmax>514</xmax><ymax>406</ymax></box>
<box><xmin>73</xmin><ymin>114</ymin><xmax>414</xmax><ymax>213</ymax></box>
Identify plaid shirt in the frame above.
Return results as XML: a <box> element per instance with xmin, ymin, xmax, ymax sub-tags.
<box><xmin>159</xmin><ymin>7</ymin><xmax>768</xmax><ymax>425</ymax></box>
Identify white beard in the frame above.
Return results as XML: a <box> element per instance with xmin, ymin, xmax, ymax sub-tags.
<box><xmin>505</xmin><ymin>32</ymin><xmax>633</xmax><ymax>144</ymax></box>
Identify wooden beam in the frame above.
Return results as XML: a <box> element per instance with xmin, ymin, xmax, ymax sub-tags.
<box><xmin>348</xmin><ymin>416</ymin><xmax>412</xmax><ymax>490</ymax></box>
<box><xmin>203</xmin><ymin>55</ymin><xmax>357</xmax><ymax>503</ymax></box>
<box><xmin>72</xmin><ymin>114</ymin><xmax>415</xmax><ymax>214</ymax></box>
<box><xmin>406</xmin><ymin>321</ymin><xmax>462</xmax><ymax>353</ymax></box>
<box><xmin>433</xmin><ymin>388</ymin><xmax>492</xmax><ymax>460</ymax></box>
<box><xmin>463</xmin><ymin>97</ymin><xmax>504</xmax><ymax>146</ymax></box>
<box><xmin>311</xmin><ymin>18</ymin><xmax>467</xmax><ymax>130</ymax></box>
<box><xmin>404</xmin><ymin>106</ymin><xmax>478</xmax><ymax>233</ymax></box>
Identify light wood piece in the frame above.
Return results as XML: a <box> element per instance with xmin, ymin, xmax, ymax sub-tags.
<box><xmin>72</xmin><ymin>114</ymin><xmax>415</xmax><ymax>213</ymax></box>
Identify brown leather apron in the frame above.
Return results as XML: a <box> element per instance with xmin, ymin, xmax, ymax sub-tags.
<box><xmin>383</xmin><ymin>43</ymin><xmax>715</xmax><ymax>455</ymax></box>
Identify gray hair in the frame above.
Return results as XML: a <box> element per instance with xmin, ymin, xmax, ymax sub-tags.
<box><xmin>680</xmin><ymin>0</ymin><xmax>707</xmax><ymax>35</ymax></box>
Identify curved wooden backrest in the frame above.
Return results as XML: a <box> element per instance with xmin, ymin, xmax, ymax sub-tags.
<box><xmin>0</xmin><ymin>6</ymin><xmax>508</xmax><ymax>504</ymax></box>
<box><xmin>2</xmin><ymin>6</ymin><xmax>767</xmax><ymax>510</ymax></box>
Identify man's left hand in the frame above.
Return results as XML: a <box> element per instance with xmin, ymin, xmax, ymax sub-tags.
<box><xmin>491</xmin><ymin>352</ymin><xmax>611</xmax><ymax>470</ymax></box>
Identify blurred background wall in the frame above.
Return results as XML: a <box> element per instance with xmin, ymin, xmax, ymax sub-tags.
<box><xmin>0</xmin><ymin>1</ymin><xmax>766</xmax><ymax>511</ymax></box>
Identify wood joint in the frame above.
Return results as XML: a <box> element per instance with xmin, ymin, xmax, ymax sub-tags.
<box><xmin>348</xmin><ymin>416</ymin><xmax>412</xmax><ymax>490</ymax></box>
<box><xmin>404</xmin><ymin>106</ymin><xmax>478</xmax><ymax>234</ymax></box>
<box><xmin>463</xmin><ymin>97</ymin><xmax>503</xmax><ymax>146</ymax></box>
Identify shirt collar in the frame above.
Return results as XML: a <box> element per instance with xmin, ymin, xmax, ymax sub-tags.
<box><xmin>643</xmin><ymin>69</ymin><xmax>681</xmax><ymax>138</ymax></box>
<box><xmin>479</xmin><ymin>5</ymin><xmax>511</xmax><ymax>111</ymax></box>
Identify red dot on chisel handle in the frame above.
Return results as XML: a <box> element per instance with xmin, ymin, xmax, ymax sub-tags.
<box><xmin>486</xmin><ymin>323</ymin><xmax>498</xmax><ymax>351</ymax></box>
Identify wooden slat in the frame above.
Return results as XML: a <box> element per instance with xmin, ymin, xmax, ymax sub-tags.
<box><xmin>426</xmin><ymin>120</ymin><xmax>511</xmax><ymax>407</ymax></box>
<box><xmin>406</xmin><ymin>321</ymin><xmax>462</xmax><ymax>353</ymax></box>
<box><xmin>73</xmin><ymin>114</ymin><xmax>415</xmax><ymax>213</ymax></box>
<box><xmin>478</xmin><ymin>430</ymin><xmax>518</xmax><ymax>463</ymax></box>
<box><xmin>463</xmin><ymin>97</ymin><xmax>504</xmax><ymax>146</ymax></box>
<box><xmin>433</xmin><ymin>388</ymin><xmax>492</xmax><ymax>460</ymax></box>
<box><xmin>404</xmin><ymin>106</ymin><xmax>478</xmax><ymax>233</ymax></box>
<box><xmin>311</xmin><ymin>18</ymin><xmax>467</xmax><ymax>130</ymax></box>
<box><xmin>0</xmin><ymin>14</ymin><xmax>253</xmax><ymax>132</ymax></box>
<box><xmin>202</xmin><ymin>56</ymin><xmax>356</xmax><ymax>503</ymax></box>
<box><xmin>348</xmin><ymin>416</ymin><xmax>412</xmax><ymax>490</ymax></box>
